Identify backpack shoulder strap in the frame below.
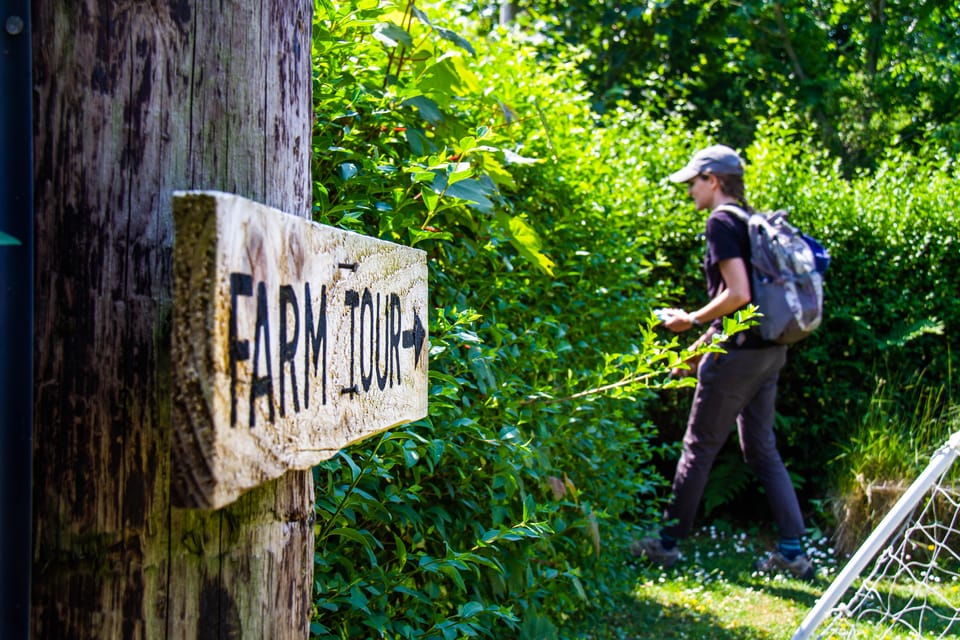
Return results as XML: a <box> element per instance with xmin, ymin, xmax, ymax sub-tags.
<box><xmin>714</xmin><ymin>203</ymin><xmax>750</xmax><ymax>223</ymax></box>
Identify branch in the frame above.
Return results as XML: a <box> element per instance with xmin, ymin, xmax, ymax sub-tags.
<box><xmin>773</xmin><ymin>1</ymin><xmax>806</xmax><ymax>82</ymax></box>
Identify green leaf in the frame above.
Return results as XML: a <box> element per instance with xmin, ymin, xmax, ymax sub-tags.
<box><xmin>393</xmin><ymin>534</ymin><xmax>408</xmax><ymax>569</ymax></box>
<box><xmin>421</xmin><ymin>185</ymin><xmax>440</xmax><ymax>213</ymax></box>
<box><xmin>424</xmin><ymin>55</ymin><xmax>480</xmax><ymax>95</ymax></box>
<box><xmin>348</xmin><ymin>586</ymin><xmax>370</xmax><ymax>612</ymax></box>
<box><xmin>435</xmin><ymin>26</ymin><xmax>476</xmax><ymax>57</ymax></box>
<box><xmin>439</xmin><ymin>564</ymin><xmax>467</xmax><ymax>591</ymax></box>
<box><xmin>402</xmin><ymin>445</ymin><xmax>420</xmax><ymax>468</ymax></box>
<box><xmin>446</xmin><ymin>162</ymin><xmax>473</xmax><ymax>186</ymax></box>
<box><xmin>430</xmin><ymin>172</ymin><xmax>496</xmax><ymax>212</ymax></box>
<box><xmin>372</xmin><ymin>22</ymin><xmax>413</xmax><ymax>48</ymax></box>
<box><xmin>520</xmin><ymin>611</ymin><xmax>558</xmax><ymax>640</ymax></box>
<box><xmin>410</xmin><ymin>5</ymin><xmax>433</xmax><ymax>27</ymax></box>
<box><xmin>444</xmin><ymin>181</ymin><xmax>494</xmax><ymax>211</ymax></box>
<box><xmin>497</xmin><ymin>213</ymin><xmax>555</xmax><ymax>275</ymax></box>
<box><xmin>402</xmin><ymin>95</ymin><xmax>445</xmax><ymax>125</ymax></box>
<box><xmin>393</xmin><ymin>585</ymin><xmax>431</xmax><ymax>603</ymax></box>
<box><xmin>338</xmin><ymin>162</ymin><xmax>359</xmax><ymax>181</ymax></box>
<box><xmin>336</xmin><ymin>451</ymin><xmax>361</xmax><ymax>480</ymax></box>
<box><xmin>478</xmin><ymin>156</ymin><xmax>517</xmax><ymax>190</ymax></box>
<box><xmin>405</xmin><ymin>128</ymin><xmax>434</xmax><ymax>155</ymax></box>
<box><xmin>409</xmin><ymin>227</ymin><xmax>453</xmax><ymax>245</ymax></box>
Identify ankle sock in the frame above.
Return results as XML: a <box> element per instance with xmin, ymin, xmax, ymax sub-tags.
<box><xmin>659</xmin><ymin>532</ymin><xmax>677</xmax><ymax>550</ymax></box>
<box><xmin>778</xmin><ymin>537</ymin><xmax>803</xmax><ymax>561</ymax></box>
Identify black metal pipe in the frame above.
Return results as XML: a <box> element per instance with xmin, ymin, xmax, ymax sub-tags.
<box><xmin>0</xmin><ymin>0</ymin><xmax>33</xmax><ymax>637</ymax></box>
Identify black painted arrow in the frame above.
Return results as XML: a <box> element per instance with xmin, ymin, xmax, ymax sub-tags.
<box><xmin>402</xmin><ymin>310</ymin><xmax>426</xmax><ymax>368</ymax></box>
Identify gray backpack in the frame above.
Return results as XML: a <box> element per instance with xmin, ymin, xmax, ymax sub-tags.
<box><xmin>717</xmin><ymin>205</ymin><xmax>829</xmax><ymax>344</ymax></box>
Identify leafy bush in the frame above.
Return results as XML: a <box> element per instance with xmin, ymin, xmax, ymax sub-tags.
<box><xmin>630</xmin><ymin>115</ymin><xmax>960</xmax><ymax>519</ymax></box>
<box><xmin>488</xmin><ymin>1</ymin><xmax>960</xmax><ymax>174</ymax></box>
<box><xmin>744</xmin><ymin>121</ymin><xmax>960</xmax><ymax>497</ymax></box>
<box><xmin>309</xmin><ymin>2</ymin><xmax>720</xmax><ymax>637</ymax></box>
<box><xmin>309</xmin><ymin>1</ymin><xmax>960</xmax><ymax>637</ymax></box>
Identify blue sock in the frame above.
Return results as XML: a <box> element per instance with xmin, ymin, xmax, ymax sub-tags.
<box><xmin>659</xmin><ymin>531</ymin><xmax>677</xmax><ymax>550</ymax></box>
<box><xmin>778</xmin><ymin>537</ymin><xmax>803</xmax><ymax>561</ymax></box>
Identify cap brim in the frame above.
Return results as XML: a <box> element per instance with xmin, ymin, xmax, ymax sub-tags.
<box><xmin>668</xmin><ymin>166</ymin><xmax>698</xmax><ymax>183</ymax></box>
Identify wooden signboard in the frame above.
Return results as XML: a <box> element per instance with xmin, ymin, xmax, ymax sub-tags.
<box><xmin>172</xmin><ymin>191</ymin><xmax>428</xmax><ymax>509</ymax></box>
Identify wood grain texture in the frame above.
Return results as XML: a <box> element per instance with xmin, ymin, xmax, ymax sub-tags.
<box><xmin>171</xmin><ymin>191</ymin><xmax>427</xmax><ymax>509</ymax></box>
<box><xmin>32</xmin><ymin>1</ymin><xmax>314</xmax><ymax>637</ymax></box>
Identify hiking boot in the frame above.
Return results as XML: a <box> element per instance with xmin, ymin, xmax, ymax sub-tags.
<box><xmin>754</xmin><ymin>551</ymin><xmax>815</xmax><ymax>580</ymax></box>
<box><xmin>630</xmin><ymin>537</ymin><xmax>680</xmax><ymax>568</ymax></box>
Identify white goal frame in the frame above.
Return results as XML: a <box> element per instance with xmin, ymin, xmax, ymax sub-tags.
<box><xmin>793</xmin><ymin>430</ymin><xmax>960</xmax><ymax>640</ymax></box>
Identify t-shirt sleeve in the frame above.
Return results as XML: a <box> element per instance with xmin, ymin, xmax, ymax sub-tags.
<box><xmin>705</xmin><ymin>213</ymin><xmax>746</xmax><ymax>263</ymax></box>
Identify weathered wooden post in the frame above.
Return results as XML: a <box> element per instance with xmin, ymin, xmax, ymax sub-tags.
<box><xmin>26</xmin><ymin>2</ymin><xmax>414</xmax><ymax>637</ymax></box>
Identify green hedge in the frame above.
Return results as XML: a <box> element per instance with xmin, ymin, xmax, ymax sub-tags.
<box><xmin>309</xmin><ymin>2</ymin><xmax>960</xmax><ymax>637</ymax></box>
<box><xmin>310</xmin><ymin>3</ymin><xmax>689</xmax><ymax>637</ymax></box>
<box><xmin>607</xmin><ymin>114</ymin><xmax>960</xmax><ymax>516</ymax></box>
<box><xmin>745</xmin><ymin>127</ymin><xmax>960</xmax><ymax>494</ymax></box>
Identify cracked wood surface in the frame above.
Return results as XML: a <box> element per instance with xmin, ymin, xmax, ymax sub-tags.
<box><xmin>32</xmin><ymin>2</ymin><xmax>316</xmax><ymax>637</ymax></box>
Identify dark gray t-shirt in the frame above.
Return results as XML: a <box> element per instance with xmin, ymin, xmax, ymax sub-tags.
<box><xmin>703</xmin><ymin>207</ymin><xmax>750</xmax><ymax>299</ymax></box>
<box><xmin>703</xmin><ymin>206</ymin><xmax>773</xmax><ymax>348</ymax></box>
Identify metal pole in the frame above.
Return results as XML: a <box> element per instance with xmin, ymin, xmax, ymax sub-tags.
<box><xmin>0</xmin><ymin>0</ymin><xmax>33</xmax><ymax>637</ymax></box>
<box><xmin>499</xmin><ymin>0</ymin><xmax>518</xmax><ymax>26</ymax></box>
<box><xmin>792</xmin><ymin>430</ymin><xmax>960</xmax><ymax>640</ymax></box>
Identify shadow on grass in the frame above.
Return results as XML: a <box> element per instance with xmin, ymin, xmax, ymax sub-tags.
<box><xmin>607</xmin><ymin>595</ymin><xmax>783</xmax><ymax>639</ymax></box>
<box><xmin>594</xmin><ymin>532</ymin><xmax>835</xmax><ymax>640</ymax></box>
<box><xmin>590</xmin><ymin>581</ymin><xmax>821</xmax><ymax>639</ymax></box>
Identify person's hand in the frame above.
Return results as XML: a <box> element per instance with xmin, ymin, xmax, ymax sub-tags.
<box><xmin>656</xmin><ymin>308</ymin><xmax>697</xmax><ymax>333</ymax></box>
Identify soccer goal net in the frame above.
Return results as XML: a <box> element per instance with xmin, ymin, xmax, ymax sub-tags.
<box><xmin>793</xmin><ymin>430</ymin><xmax>960</xmax><ymax>640</ymax></box>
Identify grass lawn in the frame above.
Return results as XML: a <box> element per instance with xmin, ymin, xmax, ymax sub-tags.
<box><xmin>590</xmin><ymin>523</ymin><xmax>835</xmax><ymax>639</ymax></box>
<box><xmin>582</xmin><ymin>522</ymin><xmax>959</xmax><ymax>639</ymax></box>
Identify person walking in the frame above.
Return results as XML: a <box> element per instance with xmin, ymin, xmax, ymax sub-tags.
<box><xmin>632</xmin><ymin>144</ymin><xmax>814</xmax><ymax>580</ymax></box>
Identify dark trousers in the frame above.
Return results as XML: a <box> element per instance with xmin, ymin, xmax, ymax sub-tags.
<box><xmin>663</xmin><ymin>345</ymin><xmax>806</xmax><ymax>540</ymax></box>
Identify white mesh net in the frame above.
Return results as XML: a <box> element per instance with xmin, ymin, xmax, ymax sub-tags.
<box><xmin>817</xmin><ymin>485</ymin><xmax>960</xmax><ymax>638</ymax></box>
<box><xmin>795</xmin><ymin>432</ymin><xmax>960</xmax><ymax>640</ymax></box>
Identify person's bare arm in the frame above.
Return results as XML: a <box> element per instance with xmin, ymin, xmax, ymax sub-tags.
<box><xmin>661</xmin><ymin>257</ymin><xmax>751</xmax><ymax>333</ymax></box>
